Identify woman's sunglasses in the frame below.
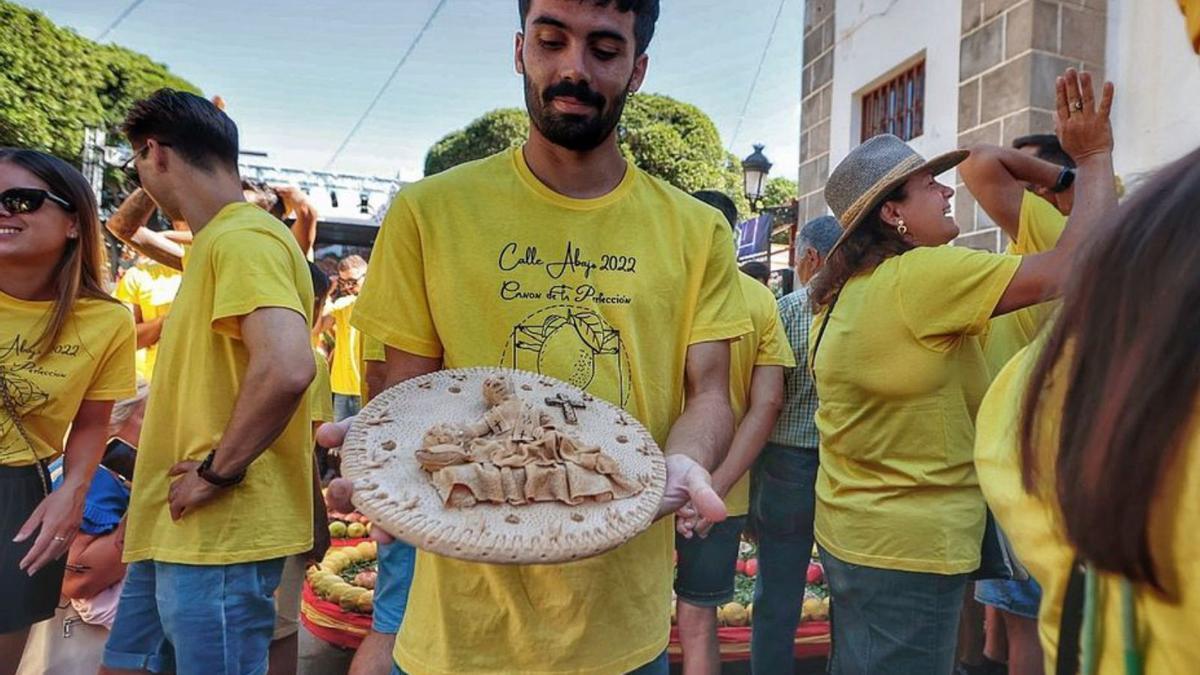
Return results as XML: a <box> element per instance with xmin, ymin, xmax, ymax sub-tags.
<box><xmin>0</xmin><ymin>187</ymin><xmax>76</xmax><ymax>215</ymax></box>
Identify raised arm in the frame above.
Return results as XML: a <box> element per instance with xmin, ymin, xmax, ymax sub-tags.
<box><xmin>709</xmin><ymin>365</ymin><xmax>785</xmax><ymax>500</ymax></box>
<box><xmin>993</xmin><ymin>70</ymin><xmax>1116</xmax><ymax>317</ymax></box>
<box><xmin>167</xmin><ymin>307</ymin><xmax>316</xmax><ymax>520</ymax></box>
<box><xmin>959</xmin><ymin>144</ymin><xmax>1067</xmax><ymax>239</ymax></box>
<box><xmin>105</xmin><ymin>189</ymin><xmax>187</xmax><ymax>271</ymax></box>
<box><xmin>275</xmin><ymin>186</ymin><xmax>319</xmax><ymax>258</ymax></box>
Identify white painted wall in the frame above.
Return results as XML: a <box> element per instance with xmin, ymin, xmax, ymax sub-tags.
<box><xmin>829</xmin><ymin>0</ymin><xmax>962</xmax><ymax>174</ymax></box>
<box><xmin>1106</xmin><ymin>0</ymin><xmax>1200</xmax><ymax>189</ymax></box>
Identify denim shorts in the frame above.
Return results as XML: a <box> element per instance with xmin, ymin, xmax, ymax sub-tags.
<box><xmin>372</xmin><ymin>540</ymin><xmax>417</xmax><ymax>634</ymax></box>
<box><xmin>820</xmin><ymin>546</ymin><xmax>968</xmax><ymax>675</ymax></box>
<box><xmin>975</xmin><ymin>577</ymin><xmax>1043</xmax><ymax>619</ymax></box>
<box><xmin>103</xmin><ymin>558</ymin><xmax>285</xmax><ymax>675</ymax></box>
<box><xmin>673</xmin><ymin>515</ymin><xmax>747</xmax><ymax>606</ymax></box>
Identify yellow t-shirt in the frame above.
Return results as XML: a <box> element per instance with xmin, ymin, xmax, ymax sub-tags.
<box><xmin>0</xmin><ymin>292</ymin><xmax>136</xmax><ymax>466</ymax></box>
<box><xmin>809</xmin><ymin>245</ymin><xmax>1020</xmax><ymax>574</ymax></box>
<box><xmin>982</xmin><ymin>193</ymin><xmax>1066</xmax><ymax>376</ymax></box>
<box><xmin>1182</xmin><ymin>0</ymin><xmax>1200</xmax><ymax>52</ymax></box>
<box><xmin>724</xmin><ymin>274</ymin><xmax>796</xmax><ymax>517</ymax></box>
<box><xmin>328</xmin><ymin>295</ymin><xmax>362</xmax><ymax>396</ymax></box>
<box><xmin>353</xmin><ymin>148</ymin><xmax>751</xmax><ymax>675</ymax></box>
<box><xmin>359</xmin><ymin>335</ymin><xmax>386</xmax><ymax>402</ymax></box>
<box><xmin>114</xmin><ymin>260</ymin><xmax>182</xmax><ymax>382</ymax></box>
<box><xmin>976</xmin><ymin>345</ymin><xmax>1200</xmax><ymax>673</ymax></box>
<box><xmin>310</xmin><ymin>349</ymin><xmax>334</xmax><ymax>424</ymax></box>
<box><xmin>123</xmin><ymin>202</ymin><xmax>315</xmax><ymax>565</ymax></box>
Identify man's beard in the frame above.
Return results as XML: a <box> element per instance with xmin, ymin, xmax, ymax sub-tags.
<box><xmin>523</xmin><ymin>71</ymin><xmax>631</xmax><ymax>152</ymax></box>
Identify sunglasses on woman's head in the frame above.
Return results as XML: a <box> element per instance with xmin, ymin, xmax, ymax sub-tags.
<box><xmin>0</xmin><ymin>187</ymin><xmax>75</xmax><ymax>215</ymax></box>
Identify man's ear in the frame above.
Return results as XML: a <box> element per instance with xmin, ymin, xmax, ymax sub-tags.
<box><xmin>628</xmin><ymin>53</ymin><xmax>649</xmax><ymax>93</ymax></box>
<box><xmin>515</xmin><ymin>32</ymin><xmax>526</xmax><ymax>75</ymax></box>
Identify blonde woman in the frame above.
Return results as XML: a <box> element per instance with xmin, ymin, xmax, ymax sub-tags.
<box><xmin>0</xmin><ymin>149</ymin><xmax>136</xmax><ymax>673</ymax></box>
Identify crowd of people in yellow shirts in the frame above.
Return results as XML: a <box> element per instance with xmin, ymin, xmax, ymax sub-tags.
<box><xmin>2</xmin><ymin>2</ymin><xmax>1199</xmax><ymax>675</ymax></box>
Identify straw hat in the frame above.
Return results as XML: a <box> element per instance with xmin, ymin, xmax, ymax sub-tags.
<box><xmin>340</xmin><ymin>368</ymin><xmax>666</xmax><ymax>564</ymax></box>
<box><xmin>824</xmin><ymin>134</ymin><xmax>968</xmax><ymax>255</ymax></box>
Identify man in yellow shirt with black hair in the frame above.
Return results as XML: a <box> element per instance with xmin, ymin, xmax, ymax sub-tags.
<box><xmin>102</xmin><ymin>89</ymin><xmax>316</xmax><ymax>675</ymax></box>
<box><xmin>319</xmin><ymin>2</ymin><xmax>752</xmax><ymax>673</ymax></box>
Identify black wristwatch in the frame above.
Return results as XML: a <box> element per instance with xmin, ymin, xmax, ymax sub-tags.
<box><xmin>1051</xmin><ymin>166</ymin><xmax>1076</xmax><ymax>193</ymax></box>
<box><xmin>197</xmin><ymin>450</ymin><xmax>246</xmax><ymax>488</ymax></box>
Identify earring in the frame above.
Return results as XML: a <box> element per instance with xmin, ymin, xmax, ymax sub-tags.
<box><xmin>897</xmin><ymin>219</ymin><xmax>908</xmax><ymax>237</ymax></box>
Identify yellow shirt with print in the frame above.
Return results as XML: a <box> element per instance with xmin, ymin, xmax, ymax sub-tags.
<box><xmin>114</xmin><ymin>260</ymin><xmax>182</xmax><ymax>381</ymax></box>
<box><xmin>310</xmin><ymin>348</ymin><xmax>335</xmax><ymax>424</ymax></box>
<box><xmin>976</xmin><ymin>344</ymin><xmax>1200</xmax><ymax>673</ymax></box>
<box><xmin>1182</xmin><ymin>0</ymin><xmax>1200</xmax><ymax>52</ymax></box>
<box><xmin>123</xmin><ymin>202</ymin><xmax>315</xmax><ymax>565</ymax></box>
<box><xmin>810</xmin><ymin>245</ymin><xmax>1020</xmax><ymax>574</ymax></box>
<box><xmin>982</xmin><ymin>192</ymin><xmax>1066</xmax><ymax>376</ymax></box>
<box><xmin>328</xmin><ymin>295</ymin><xmax>362</xmax><ymax>396</ymax></box>
<box><xmin>352</xmin><ymin>148</ymin><xmax>751</xmax><ymax>675</ymax></box>
<box><xmin>724</xmin><ymin>274</ymin><xmax>796</xmax><ymax>517</ymax></box>
<box><xmin>0</xmin><ymin>292</ymin><xmax>136</xmax><ymax>466</ymax></box>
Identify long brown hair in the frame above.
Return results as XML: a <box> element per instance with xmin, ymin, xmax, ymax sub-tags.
<box><xmin>808</xmin><ymin>184</ymin><xmax>912</xmax><ymax>309</ymax></box>
<box><xmin>0</xmin><ymin>148</ymin><xmax>118</xmax><ymax>357</ymax></box>
<box><xmin>1020</xmin><ymin>146</ymin><xmax>1200</xmax><ymax>587</ymax></box>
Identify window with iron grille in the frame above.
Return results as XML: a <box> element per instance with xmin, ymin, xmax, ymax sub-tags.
<box><xmin>860</xmin><ymin>61</ymin><xmax>926</xmax><ymax>142</ymax></box>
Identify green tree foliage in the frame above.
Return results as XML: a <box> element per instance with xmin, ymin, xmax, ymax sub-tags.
<box><xmin>0</xmin><ymin>1</ymin><xmax>199</xmax><ymax>161</ymax></box>
<box><xmin>762</xmin><ymin>176</ymin><xmax>798</xmax><ymax>209</ymax></box>
<box><xmin>424</xmin><ymin>93</ymin><xmax>751</xmax><ymax>217</ymax></box>
<box><xmin>424</xmin><ymin>108</ymin><xmax>529</xmax><ymax>177</ymax></box>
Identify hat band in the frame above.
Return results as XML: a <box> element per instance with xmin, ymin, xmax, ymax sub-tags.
<box><xmin>838</xmin><ymin>154</ymin><xmax>926</xmax><ymax>227</ymax></box>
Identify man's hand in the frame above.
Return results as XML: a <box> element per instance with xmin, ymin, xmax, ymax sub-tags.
<box><xmin>316</xmin><ymin>419</ymin><xmax>398</xmax><ymax>544</ymax></box>
<box><xmin>658</xmin><ymin>454</ymin><xmax>727</xmax><ymax>539</ymax></box>
<box><xmin>167</xmin><ymin>461</ymin><xmax>222</xmax><ymax>521</ymax></box>
<box><xmin>1056</xmin><ymin>69</ymin><xmax>1114</xmax><ymax>162</ymax></box>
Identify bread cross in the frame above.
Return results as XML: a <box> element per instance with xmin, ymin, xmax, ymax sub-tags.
<box><xmin>544</xmin><ymin>393</ymin><xmax>586</xmax><ymax>425</ymax></box>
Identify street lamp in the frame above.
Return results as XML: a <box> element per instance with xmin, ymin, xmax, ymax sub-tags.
<box><xmin>742</xmin><ymin>143</ymin><xmax>772</xmax><ymax>212</ymax></box>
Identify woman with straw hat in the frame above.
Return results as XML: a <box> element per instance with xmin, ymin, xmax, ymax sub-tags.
<box><xmin>806</xmin><ymin>69</ymin><xmax>1115</xmax><ymax>674</ymax></box>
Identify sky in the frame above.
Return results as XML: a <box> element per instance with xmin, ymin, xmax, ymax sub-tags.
<box><xmin>22</xmin><ymin>0</ymin><xmax>804</xmax><ymax>183</ymax></box>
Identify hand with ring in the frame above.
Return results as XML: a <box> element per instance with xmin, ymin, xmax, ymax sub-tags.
<box><xmin>14</xmin><ymin>485</ymin><xmax>87</xmax><ymax>576</ymax></box>
<box><xmin>1054</xmin><ymin>68</ymin><xmax>1115</xmax><ymax>163</ymax></box>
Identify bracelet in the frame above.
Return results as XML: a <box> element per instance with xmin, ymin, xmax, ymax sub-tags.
<box><xmin>197</xmin><ymin>450</ymin><xmax>246</xmax><ymax>488</ymax></box>
<box><xmin>1052</xmin><ymin>166</ymin><xmax>1076</xmax><ymax>193</ymax></box>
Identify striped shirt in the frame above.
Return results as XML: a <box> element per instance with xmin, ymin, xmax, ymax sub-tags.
<box><xmin>768</xmin><ymin>288</ymin><xmax>820</xmax><ymax>449</ymax></box>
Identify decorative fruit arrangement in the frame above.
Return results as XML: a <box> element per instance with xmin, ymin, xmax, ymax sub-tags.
<box><xmin>673</xmin><ymin>540</ymin><xmax>830</xmax><ymax>627</ymax></box>
<box><xmin>307</xmin><ymin>540</ymin><xmax>378</xmax><ymax>614</ymax></box>
<box><xmin>327</xmin><ymin>511</ymin><xmax>372</xmax><ymax>539</ymax></box>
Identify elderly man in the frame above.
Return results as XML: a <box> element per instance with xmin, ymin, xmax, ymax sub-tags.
<box><xmin>749</xmin><ymin>214</ymin><xmax>842</xmax><ymax>675</ymax></box>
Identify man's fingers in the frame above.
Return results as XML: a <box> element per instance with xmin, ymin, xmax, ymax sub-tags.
<box><xmin>1079</xmin><ymin>71</ymin><xmax>1096</xmax><ymax>111</ymax></box>
<box><xmin>168</xmin><ymin>461</ymin><xmax>198</xmax><ymax>477</ymax></box>
<box><xmin>325</xmin><ymin>477</ymin><xmax>355</xmax><ymax>513</ymax></box>
<box><xmin>316</xmin><ymin>419</ymin><xmax>352</xmax><ymax>450</ymax></box>
<box><xmin>369</xmin><ymin>527</ymin><xmax>396</xmax><ymax>545</ymax></box>
<box><xmin>685</xmin><ymin>470</ymin><xmax>728</xmax><ymax>525</ymax></box>
<box><xmin>1063</xmin><ymin>69</ymin><xmax>1081</xmax><ymax>111</ymax></box>
<box><xmin>1055</xmin><ymin>76</ymin><xmax>1070</xmax><ymax>123</ymax></box>
<box><xmin>1098</xmin><ymin>81</ymin><xmax>1115</xmax><ymax>118</ymax></box>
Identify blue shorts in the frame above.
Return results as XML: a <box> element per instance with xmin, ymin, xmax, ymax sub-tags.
<box><xmin>103</xmin><ymin>558</ymin><xmax>285</xmax><ymax>675</ymax></box>
<box><xmin>673</xmin><ymin>515</ymin><xmax>747</xmax><ymax>607</ymax></box>
<box><xmin>372</xmin><ymin>540</ymin><xmax>417</xmax><ymax>634</ymax></box>
<box><xmin>975</xmin><ymin>577</ymin><xmax>1043</xmax><ymax>619</ymax></box>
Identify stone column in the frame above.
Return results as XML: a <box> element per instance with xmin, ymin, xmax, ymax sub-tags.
<box><xmin>797</xmin><ymin>0</ymin><xmax>836</xmax><ymax>226</ymax></box>
<box><xmin>956</xmin><ymin>0</ymin><xmax>1107</xmax><ymax>250</ymax></box>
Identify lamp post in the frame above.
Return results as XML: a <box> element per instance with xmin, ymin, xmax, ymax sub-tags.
<box><xmin>741</xmin><ymin>143</ymin><xmax>772</xmax><ymax>212</ymax></box>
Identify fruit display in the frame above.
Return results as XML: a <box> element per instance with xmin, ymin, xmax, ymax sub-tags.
<box><xmin>672</xmin><ymin>540</ymin><xmax>830</xmax><ymax>627</ymax></box>
<box><xmin>327</xmin><ymin>510</ymin><xmax>372</xmax><ymax>539</ymax></box>
<box><xmin>307</xmin><ymin>540</ymin><xmax>378</xmax><ymax>614</ymax></box>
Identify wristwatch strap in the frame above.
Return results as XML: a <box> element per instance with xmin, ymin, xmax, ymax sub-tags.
<box><xmin>198</xmin><ymin>450</ymin><xmax>246</xmax><ymax>487</ymax></box>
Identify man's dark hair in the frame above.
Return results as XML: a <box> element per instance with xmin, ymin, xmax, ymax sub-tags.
<box><xmin>740</xmin><ymin>261</ymin><xmax>770</xmax><ymax>284</ymax></box>
<box><xmin>1013</xmin><ymin>133</ymin><xmax>1076</xmax><ymax>169</ymax></box>
<box><xmin>123</xmin><ymin>89</ymin><xmax>239</xmax><ymax>172</ymax></box>
<box><xmin>690</xmin><ymin>190</ymin><xmax>738</xmax><ymax>229</ymax></box>
<box><xmin>518</xmin><ymin>0</ymin><xmax>660</xmax><ymax>56</ymax></box>
<box><xmin>308</xmin><ymin>261</ymin><xmax>332</xmax><ymax>303</ymax></box>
